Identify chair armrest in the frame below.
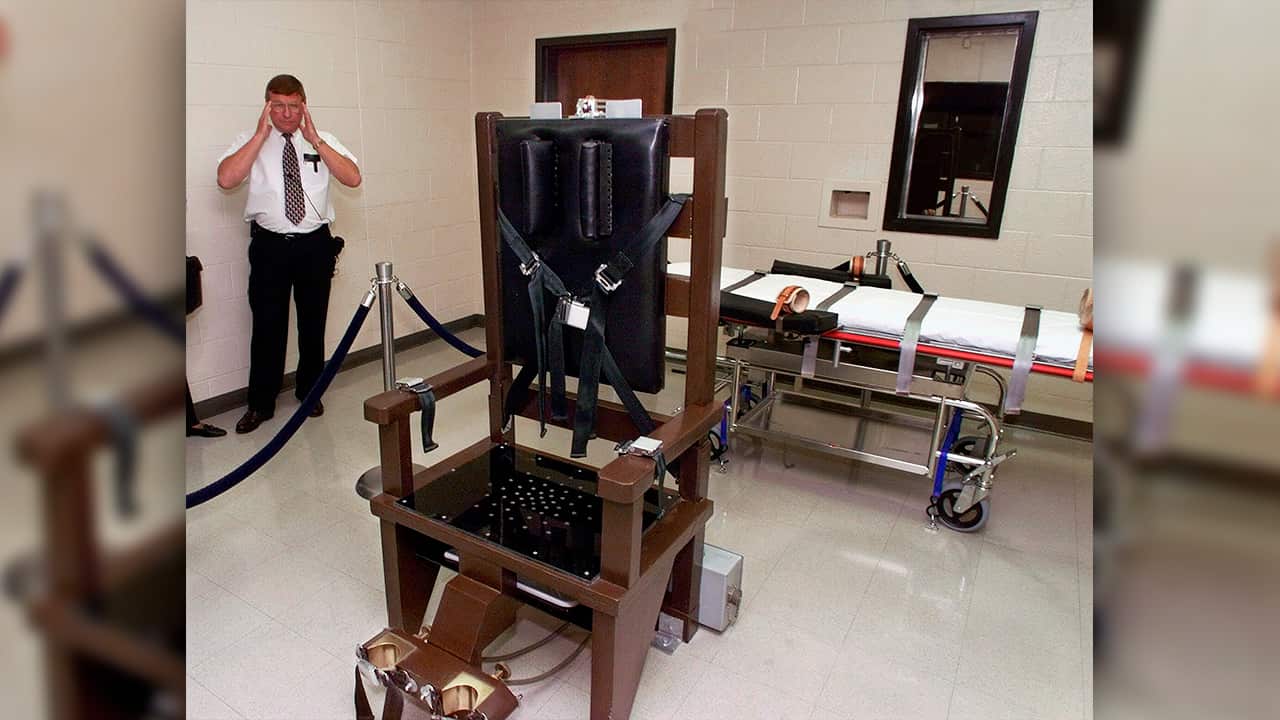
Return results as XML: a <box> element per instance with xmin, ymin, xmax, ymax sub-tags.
<box><xmin>596</xmin><ymin>400</ymin><xmax>723</xmax><ymax>504</ymax></box>
<box><xmin>18</xmin><ymin>371</ymin><xmax>184</xmax><ymax>471</ymax></box>
<box><xmin>364</xmin><ymin>356</ymin><xmax>489</xmax><ymax>425</ymax></box>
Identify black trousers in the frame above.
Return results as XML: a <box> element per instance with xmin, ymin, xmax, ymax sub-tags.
<box><xmin>246</xmin><ymin>222</ymin><xmax>337</xmax><ymax>414</ymax></box>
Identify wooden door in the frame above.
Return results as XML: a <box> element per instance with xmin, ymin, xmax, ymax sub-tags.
<box><xmin>536</xmin><ymin>29</ymin><xmax>675</xmax><ymax>116</ymax></box>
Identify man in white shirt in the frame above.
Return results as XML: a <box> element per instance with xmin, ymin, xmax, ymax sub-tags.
<box><xmin>216</xmin><ymin>74</ymin><xmax>361</xmax><ymax>434</ymax></box>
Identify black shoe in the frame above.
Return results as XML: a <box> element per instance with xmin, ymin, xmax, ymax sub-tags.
<box><xmin>235</xmin><ymin>410</ymin><xmax>273</xmax><ymax>434</ymax></box>
<box><xmin>309</xmin><ymin>400</ymin><xmax>325</xmax><ymax>418</ymax></box>
<box><xmin>187</xmin><ymin>422</ymin><xmax>227</xmax><ymax>438</ymax></box>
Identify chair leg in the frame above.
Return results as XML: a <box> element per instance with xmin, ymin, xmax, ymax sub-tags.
<box><xmin>381</xmin><ymin>522</ymin><xmax>439</xmax><ymax>633</ymax></box>
<box><xmin>589</xmin><ymin>557</ymin><xmax>676</xmax><ymax>720</ymax></box>
<box><xmin>665</xmin><ymin>530</ymin><xmax>706</xmax><ymax>642</ymax></box>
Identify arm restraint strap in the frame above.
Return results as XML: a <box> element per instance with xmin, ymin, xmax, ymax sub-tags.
<box><xmin>414</xmin><ymin>386</ymin><xmax>439</xmax><ymax>453</ymax></box>
<box><xmin>1004</xmin><ymin>305</ymin><xmax>1042</xmax><ymax>414</ymax></box>
<box><xmin>99</xmin><ymin>401</ymin><xmax>139</xmax><ymax>519</ymax></box>
<box><xmin>570</xmin><ymin>194</ymin><xmax>689</xmax><ymax>457</ymax></box>
<box><xmin>896</xmin><ymin>293</ymin><xmax>938</xmax><ymax>394</ymax></box>
<box><xmin>816</xmin><ymin>282</ymin><xmax>857</xmax><ymax>310</ymax></box>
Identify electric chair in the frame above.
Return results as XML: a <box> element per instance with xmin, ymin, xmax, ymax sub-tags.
<box><xmin>357</xmin><ymin>108</ymin><xmax>727</xmax><ymax>719</ymax></box>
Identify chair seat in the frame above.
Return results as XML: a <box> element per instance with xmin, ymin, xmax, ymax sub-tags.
<box><xmin>396</xmin><ymin>444</ymin><xmax>668</xmax><ymax>580</ymax></box>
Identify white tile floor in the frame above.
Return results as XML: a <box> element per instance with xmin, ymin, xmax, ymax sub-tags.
<box><xmin>186</xmin><ymin>327</ymin><xmax>1092</xmax><ymax>720</ymax></box>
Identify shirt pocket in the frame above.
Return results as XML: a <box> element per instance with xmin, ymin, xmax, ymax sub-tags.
<box><xmin>300</xmin><ymin>154</ymin><xmax>329</xmax><ymax>190</ymax></box>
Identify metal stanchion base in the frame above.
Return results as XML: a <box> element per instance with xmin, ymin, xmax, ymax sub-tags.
<box><xmin>355</xmin><ymin>464</ymin><xmax>426</xmax><ymax>500</ymax></box>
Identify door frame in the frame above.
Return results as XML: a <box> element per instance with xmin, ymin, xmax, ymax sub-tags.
<box><xmin>535</xmin><ymin>28</ymin><xmax>677</xmax><ymax>114</ymax></box>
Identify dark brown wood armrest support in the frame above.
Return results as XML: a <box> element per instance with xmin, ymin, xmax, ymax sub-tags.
<box><xmin>364</xmin><ymin>356</ymin><xmax>489</xmax><ymax>425</ymax></box>
<box><xmin>596</xmin><ymin>401</ymin><xmax>722</xmax><ymax>504</ymax></box>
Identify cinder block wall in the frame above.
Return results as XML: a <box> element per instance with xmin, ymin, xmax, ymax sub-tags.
<box><xmin>185</xmin><ymin>0</ymin><xmax>478</xmax><ymax>401</ymax></box>
<box><xmin>186</xmin><ymin>0</ymin><xmax>1092</xmax><ymax>420</ymax></box>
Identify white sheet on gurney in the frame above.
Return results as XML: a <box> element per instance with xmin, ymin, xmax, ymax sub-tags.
<box><xmin>668</xmin><ymin>262</ymin><xmax>1089</xmax><ymax>367</ymax></box>
<box><xmin>1096</xmin><ymin>258</ymin><xmax>1264</xmax><ymax>369</ymax></box>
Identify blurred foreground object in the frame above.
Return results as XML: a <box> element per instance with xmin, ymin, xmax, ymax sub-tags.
<box><xmin>0</xmin><ymin>3</ymin><xmax>185</xmax><ymax>716</ymax></box>
<box><xmin>1094</xmin><ymin>2</ymin><xmax>1280</xmax><ymax>719</ymax></box>
<box><xmin>1</xmin><ymin>188</ymin><xmax>186</xmax><ymax>720</ymax></box>
<box><xmin>14</xmin><ymin>374</ymin><xmax>185</xmax><ymax>720</ymax></box>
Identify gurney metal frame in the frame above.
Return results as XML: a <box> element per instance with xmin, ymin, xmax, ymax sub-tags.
<box><xmin>677</xmin><ymin>319</ymin><xmax>1034</xmax><ymax>532</ymax></box>
<box><xmin>727</xmin><ymin>329</ymin><xmax>1013</xmax><ymax>531</ymax></box>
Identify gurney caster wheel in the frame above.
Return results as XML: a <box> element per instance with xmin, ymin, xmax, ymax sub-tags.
<box><xmin>934</xmin><ymin>482</ymin><xmax>990</xmax><ymax>533</ymax></box>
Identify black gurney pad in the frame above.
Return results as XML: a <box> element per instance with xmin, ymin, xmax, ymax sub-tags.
<box><xmin>773</xmin><ymin>259</ymin><xmax>892</xmax><ymax>289</ymax></box>
<box><xmin>719</xmin><ymin>292</ymin><xmax>839</xmax><ymax>334</ymax></box>
<box><xmin>496</xmin><ymin>118</ymin><xmax>670</xmax><ymax>393</ymax></box>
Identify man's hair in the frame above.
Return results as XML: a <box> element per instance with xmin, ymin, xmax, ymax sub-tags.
<box><xmin>264</xmin><ymin>74</ymin><xmax>306</xmax><ymax>102</ymax></box>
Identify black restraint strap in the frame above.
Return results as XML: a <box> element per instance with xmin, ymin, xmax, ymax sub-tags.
<box><xmin>595</xmin><ymin>194</ymin><xmax>690</xmax><ymax>289</ymax></box>
<box><xmin>817</xmin><ymin>282</ymin><xmax>857</xmax><ymax>310</ymax></box>
<box><xmin>99</xmin><ymin>401</ymin><xmax>138</xmax><ymax>519</ymax></box>
<box><xmin>498</xmin><ymin>195</ymin><xmax>688</xmax><ymax>455</ymax></box>
<box><xmin>721</xmin><ymin>270</ymin><xmax>766</xmax><ymax>294</ymax></box>
<box><xmin>415</xmin><ymin>386</ymin><xmax>439</xmax><ymax>453</ymax></box>
<box><xmin>570</xmin><ymin>195</ymin><xmax>688</xmax><ymax>457</ymax></box>
<box><xmin>497</xmin><ymin>210</ymin><xmax>573</xmax><ymax>436</ymax></box>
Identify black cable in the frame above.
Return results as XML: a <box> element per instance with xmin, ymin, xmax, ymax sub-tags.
<box><xmin>481</xmin><ymin>621</ymin><xmax>571</xmax><ymax>662</ymax></box>
<box><xmin>502</xmin><ymin>632</ymin><xmax>591</xmax><ymax>687</ymax></box>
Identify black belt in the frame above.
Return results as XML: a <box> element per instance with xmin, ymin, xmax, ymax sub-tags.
<box><xmin>250</xmin><ymin>221</ymin><xmax>329</xmax><ymax>240</ymax></box>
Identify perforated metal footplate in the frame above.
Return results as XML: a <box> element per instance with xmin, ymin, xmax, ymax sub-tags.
<box><xmin>397</xmin><ymin>444</ymin><xmax>666</xmax><ymax>580</ymax></box>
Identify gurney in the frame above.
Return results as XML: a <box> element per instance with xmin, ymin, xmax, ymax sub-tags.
<box><xmin>667</xmin><ymin>260</ymin><xmax>1094</xmax><ymax>532</ymax></box>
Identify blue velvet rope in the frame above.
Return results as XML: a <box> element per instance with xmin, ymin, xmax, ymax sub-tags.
<box><xmin>185</xmin><ymin>302</ymin><xmax>371</xmax><ymax>509</ymax></box>
<box><xmin>400</xmin><ymin>290</ymin><xmax>484</xmax><ymax>358</ymax></box>
<box><xmin>83</xmin><ymin>241</ymin><xmax>184</xmax><ymax>344</ymax></box>
<box><xmin>0</xmin><ymin>263</ymin><xmax>22</xmax><ymax>331</ymax></box>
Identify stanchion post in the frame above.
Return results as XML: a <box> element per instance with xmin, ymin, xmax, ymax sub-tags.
<box><xmin>358</xmin><ymin>262</ymin><xmax>419</xmax><ymax>501</ymax></box>
<box><xmin>376</xmin><ymin>261</ymin><xmax>396</xmax><ymax>391</ymax></box>
<box><xmin>874</xmin><ymin>238</ymin><xmax>891</xmax><ymax>277</ymax></box>
<box><xmin>34</xmin><ymin>191</ymin><xmax>70</xmax><ymax>410</ymax></box>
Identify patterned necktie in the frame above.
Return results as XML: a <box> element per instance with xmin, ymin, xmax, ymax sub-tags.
<box><xmin>281</xmin><ymin>133</ymin><xmax>305</xmax><ymax>225</ymax></box>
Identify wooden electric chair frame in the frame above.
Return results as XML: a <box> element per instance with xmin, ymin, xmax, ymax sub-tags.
<box><xmin>363</xmin><ymin>108</ymin><xmax>727</xmax><ymax>720</ymax></box>
<box><xmin>16</xmin><ymin>371</ymin><xmax>186</xmax><ymax>720</ymax></box>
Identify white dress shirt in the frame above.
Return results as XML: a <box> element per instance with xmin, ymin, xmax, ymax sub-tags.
<box><xmin>218</xmin><ymin>127</ymin><xmax>358</xmax><ymax>234</ymax></box>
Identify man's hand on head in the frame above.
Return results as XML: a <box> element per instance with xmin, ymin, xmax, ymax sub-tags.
<box><xmin>301</xmin><ymin>104</ymin><xmax>322</xmax><ymax>147</ymax></box>
<box><xmin>256</xmin><ymin>101</ymin><xmax>273</xmax><ymax>139</ymax></box>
